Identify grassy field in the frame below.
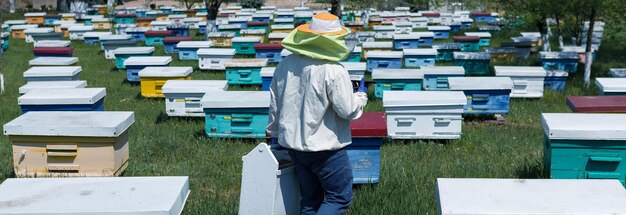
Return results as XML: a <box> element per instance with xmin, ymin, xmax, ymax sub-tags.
<box><xmin>1</xmin><ymin>12</ymin><xmax>625</xmax><ymax>214</ymax></box>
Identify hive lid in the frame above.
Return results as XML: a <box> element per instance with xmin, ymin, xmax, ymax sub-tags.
<box><xmin>197</xmin><ymin>48</ymin><xmax>236</xmax><ymax>56</ymax></box>
<box><xmin>409</xmin><ymin>17</ymin><xmax>428</xmax><ymax>22</ymax></box>
<box><xmin>151</xmin><ymin>21</ymin><xmax>173</xmax><ymax>26</ymax></box>
<box><xmin>511</xmin><ymin>36</ymin><xmax>538</xmax><ymax>42</ymax></box>
<box><xmin>208</xmin><ymin>31</ymin><xmax>236</xmax><ymax>37</ymax></box>
<box><xmin>231</xmin><ymin>36</ymin><xmax>261</xmax><ymax>42</ymax></box>
<box><xmin>545</xmin><ymin>70</ymin><xmax>569</xmax><ymax>77</ymax></box>
<box><xmin>0</xmin><ymin>32</ymin><xmax>8</xmax><ymax>38</ymax></box>
<box><xmin>4</xmin><ymin>20</ymin><xmax>27</xmax><ymax>25</ymax></box>
<box><xmin>374</xmin><ymin>32</ymin><xmax>393</xmax><ymax>39</ymax></box>
<box><xmin>10</xmin><ymin>24</ymin><xmax>39</xmax><ymax>30</ymax></box>
<box><xmin>34</xmin><ymin>40</ymin><xmax>71</xmax><ymax>47</ymax></box>
<box><xmin>267</xmin><ymin>32</ymin><xmax>288</xmax><ymax>39</ymax></box>
<box><xmin>453</xmin><ymin>36</ymin><xmax>480</xmax><ymax>42</ymax></box>
<box><xmin>91</xmin><ymin>17</ymin><xmax>110</xmax><ymax>22</ymax></box>
<box><xmin>362</xmin><ymin>41</ymin><xmax>393</xmax><ymax>49</ymax></box>
<box><xmin>271</xmin><ymin>24</ymin><xmax>294</xmax><ymax>30</ymax></box>
<box><xmin>403</xmin><ymin>48</ymin><xmax>437</xmax><ymax>56</ymax></box>
<box><xmin>383</xmin><ymin>91</ymin><xmax>466</xmax><ymax>107</ymax></box>
<box><xmin>224</xmin><ymin>58</ymin><xmax>268</xmax><ymax>67</ymax></box>
<box><xmin>464</xmin><ymin>32</ymin><xmax>491</xmax><ymax>38</ymax></box>
<box><xmin>567</xmin><ymin>96</ymin><xmax>626</xmax><ymax>113</ymax></box>
<box><xmin>367</xmin><ymin>51</ymin><xmax>403</xmax><ymax>59</ymax></box>
<box><xmin>176</xmin><ymin>41</ymin><xmax>212</xmax><ymax>48</ymax></box>
<box><xmin>0</xmin><ymin>176</ymin><xmax>189</xmax><ymax>214</ymax></box>
<box><xmin>114</xmin><ymin>46</ymin><xmax>155</xmax><ymax>55</ymax></box>
<box><xmin>144</xmin><ymin>30</ymin><xmax>173</xmax><ymax>36</ymax></box>
<box><xmin>99</xmin><ymin>34</ymin><xmax>132</xmax><ymax>41</ymax></box>
<box><xmin>352</xmin><ymin>46</ymin><xmax>362</xmax><ymax>52</ymax></box>
<box><xmin>24</xmin><ymin>28</ymin><xmax>54</xmax><ymax>34</ymax></box>
<box><xmin>218</xmin><ymin>24</ymin><xmax>242</xmax><ymax>30</ymax></box>
<box><xmin>68</xmin><ymin>25</ymin><xmax>94</xmax><ymax>31</ymax></box>
<box><xmin>542</xmin><ymin>113</ymin><xmax>626</xmax><ymax>140</ymax></box>
<box><xmin>138</xmin><ymin>66</ymin><xmax>192</xmax><ymax>77</ymax></box>
<box><xmin>240</xmin><ymin>29</ymin><xmax>266</xmax><ymax>34</ymax></box>
<box><xmin>33</xmin><ymin>47</ymin><xmax>73</xmax><ymax>54</ymax></box>
<box><xmin>273</xmin><ymin>18</ymin><xmax>294</xmax><ymax>23</ymax></box>
<box><xmin>433</xmin><ymin>43</ymin><xmax>461</xmax><ymax>50</ymax></box>
<box><xmin>448</xmin><ymin>77</ymin><xmax>513</xmax><ymax>90</ymax></box>
<box><xmin>494</xmin><ymin>66</ymin><xmax>547</xmax><ymax>77</ymax></box>
<box><xmin>254</xmin><ymin>43</ymin><xmax>282</xmax><ymax>50</ymax></box>
<box><xmin>427</xmin><ymin>26</ymin><xmax>451</xmax><ymax>31</ymax></box>
<box><xmin>24</xmin><ymin>66</ymin><xmax>82</xmax><ymax>78</ymax></box>
<box><xmin>520</xmin><ymin>32</ymin><xmax>541</xmax><ymax>38</ymax></box>
<box><xmin>83</xmin><ymin>31</ymin><xmax>113</xmax><ymax>38</ymax></box>
<box><xmin>350</xmin><ymin>112</ymin><xmax>387</xmax><ymax>137</ymax></box>
<box><xmin>24</xmin><ymin>12</ymin><xmax>46</xmax><ymax>17</ymax></box>
<box><xmin>393</xmin><ymin>33</ymin><xmax>419</xmax><ymax>40</ymax></box>
<box><xmin>261</xmin><ymin>67</ymin><xmax>275</xmax><ymax>77</ymax></box>
<box><xmin>540</xmin><ymin>51</ymin><xmax>580</xmax><ymax>60</ymax></box>
<box><xmin>183</xmin><ymin>17</ymin><xmax>202</xmax><ymax>23</ymax></box>
<box><xmin>162</xmin><ymin>80</ymin><xmax>228</xmax><ymax>93</ymax></box>
<box><xmin>561</xmin><ymin>46</ymin><xmax>597</xmax><ymax>53</ymax></box>
<box><xmin>29</xmin><ymin>57</ymin><xmax>78</xmax><ymax>66</ymax></box>
<box><xmin>252</xmin><ymin>13</ymin><xmax>272</xmax><ymax>18</ymax></box>
<box><xmin>453</xmin><ymin>52</ymin><xmax>490</xmax><ymax>60</ymax></box>
<box><xmin>124</xmin><ymin>56</ymin><xmax>172</xmax><ymax>66</ymax></box>
<box><xmin>596</xmin><ymin>78</ymin><xmax>626</xmax><ymax>93</ymax></box>
<box><xmin>609</xmin><ymin>68</ymin><xmax>626</xmax><ymax>78</ymax></box>
<box><xmin>372</xmin><ymin>69</ymin><xmax>423</xmax><ymax>80</ymax></box>
<box><xmin>414</xmin><ymin>31</ymin><xmax>435</xmax><ymax>38</ymax></box>
<box><xmin>340</xmin><ymin>62</ymin><xmax>366</xmax><ymax>72</ymax></box>
<box><xmin>200</xmin><ymin>91</ymin><xmax>270</xmax><ymax>108</ymax></box>
<box><xmin>19</xmin><ymin>80</ymin><xmax>87</xmax><ymax>94</ymax></box>
<box><xmin>420</xmin><ymin>66</ymin><xmax>465</xmax><ymax>75</ymax></box>
<box><xmin>18</xmin><ymin>88</ymin><xmax>106</xmax><ymax>105</ymax></box>
<box><xmin>4</xmin><ymin>111</ymin><xmax>135</xmax><ymax>137</ymax></box>
<box><xmin>61</xmin><ymin>13</ymin><xmax>75</xmax><ymax>17</ymax></box>
<box><xmin>168</xmin><ymin>14</ymin><xmax>188</xmax><ymax>19</ymax></box>
<box><xmin>437</xmin><ymin>178</ymin><xmax>626</xmax><ymax>214</ymax></box>
<box><xmin>393</xmin><ymin>21</ymin><xmax>413</xmax><ymax>27</ymax></box>
<box><xmin>372</xmin><ymin>25</ymin><xmax>395</xmax><ymax>31</ymax></box>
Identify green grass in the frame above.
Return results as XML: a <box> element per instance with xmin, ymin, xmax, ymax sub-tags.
<box><xmin>1</xmin><ymin>12</ymin><xmax>626</xmax><ymax>214</ymax></box>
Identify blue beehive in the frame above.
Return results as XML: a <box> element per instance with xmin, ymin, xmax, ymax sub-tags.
<box><xmin>261</xmin><ymin>67</ymin><xmax>275</xmax><ymax>91</ymax></box>
<box><xmin>135</xmin><ymin>9</ymin><xmax>146</xmax><ymax>17</ymax></box>
<box><xmin>403</xmin><ymin>48</ymin><xmax>437</xmax><ymax>68</ymax></box>
<box><xmin>473</xmin><ymin>12</ymin><xmax>495</xmax><ymax>23</ymax></box>
<box><xmin>201</xmin><ymin>91</ymin><xmax>270</xmax><ymax>139</ymax></box>
<box><xmin>166</xmin><ymin>23</ymin><xmax>190</xmax><ymax>37</ymax></box>
<box><xmin>228</xmin><ymin>17</ymin><xmax>250</xmax><ymax>28</ymax></box>
<box><xmin>198</xmin><ymin>22</ymin><xmax>207</xmax><ymax>34</ymax></box>
<box><xmin>459</xmin><ymin>18</ymin><xmax>473</xmax><ymax>29</ymax></box>
<box><xmin>113</xmin><ymin>47</ymin><xmax>155</xmax><ymax>69</ymax></box>
<box><xmin>392</xmin><ymin>33</ymin><xmax>420</xmax><ymax>50</ymax></box>
<box><xmin>294</xmin><ymin>12</ymin><xmax>313</xmax><ymax>24</ymax></box>
<box><xmin>415</xmin><ymin>32</ymin><xmax>435</xmax><ymax>47</ymax></box>
<box><xmin>372</xmin><ymin>69</ymin><xmax>423</xmax><ymax>99</ymax></box>
<box><xmin>366</xmin><ymin>51</ymin><xmax>403</xmax><ymax>72</ymax></box>
<box><xmin>114</xmin><ymin>13</ymin><xmax>136</xmax><ymax>24</ymax></box>
<box><xmin>123</xmin><ymin>56</ymin><xmax>172</xmax><ymax>82</ymax></box>
<box><xmin>434</xmin><ymin>43</ymin><xmax>461</xmax><ymax>61</ymax></box>
<box><xmin>23</xmin><ymin>66</ymin><xmax>81</xmax><ymax>82</ymax></box>
<box><xmin>276</xmin><ymin>11</ymin><xmax>294</xmax><ymax>19</ymax></box>
<box><xmin>82</xmin><ymin>31</ymin><xmax>112</xmax><ymax>46</ymax></box>
<box><xmin>163</xmin><ymin>36</ymin><xmax>192</xmax><ymax>54</ymax></box>
<box><xmin>1</xmin><ymin>32</ymin><xmax>9</xmax><ymax>50</ymax></box>
<box><xmin>340</xmin><ymin>62</ymin><xmax>367</xmax><ymax>92</ymax></box>
<box><xmin>421</xmin><ymin>66</ymin><xmax>465</xmax><ymax>90</ymax></box>
<box><xmin>254</xmin><ymin>44</ymin><xmax>283</xmax><ymax>63</ymax></box>
<box><xmin>18</xmin><ymin>88</ymin><xmax>106</xmax><ymax>113</ymax></box>
<box><xmin>224</xmin><ymin>59</ymin><xmax>268</xmax><ymax>85</ymax></box>
<box><xmin>544</xmin><ymin>70</ymin><xmax>568</xmax><ymax>91</ymax></box>
<box><xmin>232</xmin><ymin>37</ymin><xmax>261</xmax><ymax>55</ymax></box>
<box><xmin>177</xmin><ymin>41</ymin><xmax>212</xmax><ymax>60</ymax></box>
<box><xmin>542</xmin><ymin>113</ymin><xmax>626</xmax><ymax>186</ymax></box>
<box><xmin>348</xmin><ymin>112</ymin><xmax>386</xmax><ymax>184</ymax></box>
<box><xmin>273</xmin><ymin>18</ymin><xmax>294</xmax><ymax>25</ymax></box>
<box><xmin>428</xmin><ymin>26</ymin><xmax>451</xmax><ymax>39</ymax></box>
<box><xmin>465</xmin><ymin>32</ymin><xmax>492</xmax><ymax>47</ymax></box>
<box><xmin>596</xmin><ymin>78</ymin><xmax>626</xmax><ymax>95</ymax></box>
<box><xmin>160</xmin><ymin>6</ymin><xmax>173</xmax><ymax>14</ymax></box>
<box><xmin>449</xmin><ymin>22</ymin><xmax>461</xmax><ymax>32</ymax></box>
<box><xmin>144</xmin><ymin>30</ymin><xmax>173</xmax><ymax>45</ymax></box>
<box><xmin>246</xmin><ymin>21</ymin><xmax>269</xmax><ymax>31</ymax></box>
<box><xmin>609</xmin><ymin>68</ymin><xmax>626</xmax><ymax>78</ymax></box>
<box><xmin>343</xmin><ymin>46</ymin><xmax>362</xmax><ymax>62</ymax></box>
<box><xmin>448</xmin><ymin>77</ymin><xmax>513</xmax><ymax>115</ymax></box>
<box><xmin>43</xmin><ymin>14</ymin><xmax>62</xmax><ymax>26</ymax></box>
<box><xmin>453</xmin><ymin>36</ymin><xmax>481</xmax><ymax>52</ymax></box>
<box><xmin>251</xmin><ymin>14</ymin><xmax>271</xmax><ymax>23</ymax></box>
<box><xmin>126</xmin><ymin>27</ymin><xmax>149</xmax><ymax>42</ymax></box>
<box><xmin>453</xmin><ymin>52</ymin><xmax>491</xmax><ymax>76</ymax></box>
<box><xmin>540</xmin><ymin>52</ymin><xmax>579</xmax><ymax>73</ymax></box>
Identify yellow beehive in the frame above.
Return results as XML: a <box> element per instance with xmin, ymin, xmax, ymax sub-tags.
<box><xmin>10</xmin><ymin>25</ymin><xmax>36</xmax><ymax>39</ymax></box>
<box><xmin>241</xmin><ymin>30</ymin><xmax>267</xmax><ymax>43</ymax></box>
<box><xmin>208</xmin><ymin>32</ymin><xmax>235</xmax><ymax>47</ymax></box>
<box><xmin>157</xmin><ymin>14</ymin><xmax>169</xmax><ymax>21</ymax></box>
<box><xmin>368</xmin><ymin>19</ymin><xmax>382</xmax><ymax>28</ymax></box>
<box><xmin>4</xmin><ymin>111</ymin><xmax>135</xmax><ymax>177</ymax></box>
<box><xmin>92</xmin><ymin>18</ymin><xmax>111</xmax><ymax>30</ymax></box>
<box><xmin>136</xmin><ymin>18</ymin><xmax>155</xmax><ymax>27</ymax></box>
<box><xmin>61</xmin><ymin>13</ymin><xmax>75</xmax><ymax>21</ymax></box>
<box><xmin>139</xmin><ymin>67</ymin><xmax>193</xmax><ymax>98</ymax></box>
<box><xmin>95</xmin><ymin>5</ymin><xmax>108</xmax><ymax>15</ymax></box>
<box><xmin>25</xmin><ymin>12</ymin><xmax>46</xmax><ymax>24</ymax></box>
<box><xmin>268</xmin><ymin>33</ymin><xmax>288</xmax><ymax>44</ymax></box>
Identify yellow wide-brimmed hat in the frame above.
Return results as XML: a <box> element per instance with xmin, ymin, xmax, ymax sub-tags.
<box><xmin>296</xmin><ymin>13</ymin><xmax>349</xmax><ymax>35</ymax></box>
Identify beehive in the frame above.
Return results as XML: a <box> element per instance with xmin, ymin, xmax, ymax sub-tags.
<box><xmin>124</xmin><ymin>56</ymin><xmax>172</xmax><ymax>82</ymax></box>
<box><xmin>453</xmin><ymin>52</ymin><xmax>491</xmax><ymax>76</ymax></box>
<box><xmin>177</xmin><ymin>41</ymin><xmax>213</xmax><ymax>60</ymax></box>
<box><xmin>139</xmin><ymin>67</ymin><xmax>193</xmax><ymax>97</ymax></box>
<box><xmin>18</xmin><ymin>88</ymin><xmax>106</xmax><ymax>113</ymax></box>
<box><xmin>254</xmin><ymin>44</ymin><xmax>283</xmax><ymax>63</ymax></box>
<box><xmin>201</xmin><ymin>91</ymin><xmax>270</xmax><ymax>138</ymax></box>
<box><xmin>113</xmin><ymin>47</ymin><xmax>155</xmax><ymax>69</ymax></box>
<box><xmin>68</xmin><ymin>25</ymin><xmax>95</xmax><ymax>40</ymax></box>
<box><xmin>348</xmin><ymin>112</ymin><xmax>387</xmax><ymax>183</ymax></box>
<box><xmin>198</xmin><ymin>48</ymin><xmax>236</xmax><ymax>71</ymax></box>
<box><xmin>29</xmin><ymin>57</ymin><xmax>78</xmax><ymax>66</ymax></box>
<box><xmin>567</xmin><ymin>96</ymin><xmax>626</xmax><ymax>113</ymax></box>
<box><xmin>421</xmin><ymin>66</ymin><xmax>465</xmax><ymax>91</ymax></box>
<box><xmin>373</xmin><ymin>68</ymin><xmax>423</xmax><ymax>98</ymax></box>
<box><xmin>162</xmin><ymin>80</ymin><xmax>228</xmax><ymax>117</ymax></box>
<box><xmin>596</xmin><ymin>78</ymin><xmax>626</xmax><ymax>95</ymax></box>
<box><xmin>366</xmin><ymin>51</ymin><xmax>403</xmax><ymax>72</ymax></box>
<box><xmin>464</xmin><ymin>32</ymin><xmax>491</xmax><ymax>47</ymax></box>
<box><xmin>494</xmin><ymin>66</ymin><xmax>547</xmax><ymax>98</ymax></box>
<box><xmin>414</xmin><ymin>32</ymin><xmax>435</xmax><ymax>47</ymax></box>
<box><xmin>24</xmin><ymin>28</ymin><xmax>54</xmax><ymax>43</ymax></box>
<box><xmin>162</xmin><ymin>36</ymin><xmax>192</xmax><ymax>53</ymax></box>
<box><xmin>403</xmin><ymin>48</ymin><xmax>437</xmax><ymax>68</ymax></box>
<box><xmin>208</xmin><ymin>31</ymin><xmax>236</xmax><ymax>47</ymax></box>
<box><xmin>448</xmin><ymin>77</ymin><xmax>513</xmax><ymax>114</ymax></box>
<box><xmin>231</xmin><ymin>36</ymin><xmax>262</xmax><ymax>55</ymax></box>
<box><xmin>23</xmin><ymin>66</ymin><xmax>81</xmax><ymax>82</ymax></box>
<box><xmin>427</xmin><ymin>26</ymin><xmax>451</xmax><ymax>39</ymax></box>
<box><xmin>24</xmin><ymin>12</ymin><xmax>46</xmax><ymax>24</ymax></box>
<box><xmin>224</xmin><ymin>59</ymin><xmax>268</xmax><ymax>85</ymax></box>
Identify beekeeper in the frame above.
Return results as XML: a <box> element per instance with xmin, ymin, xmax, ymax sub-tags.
<box><xmin>266</xmin><ymin>13</ymin><xmax>368</xmax><ymax>215</ymax></box>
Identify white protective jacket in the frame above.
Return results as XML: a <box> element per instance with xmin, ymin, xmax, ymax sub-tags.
<box><xmin>266</xmin><ymin>54</ymin><xmax>368</xmax><ymax>152</ymax></box>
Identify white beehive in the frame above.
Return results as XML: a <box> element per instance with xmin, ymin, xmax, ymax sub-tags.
<box><xmin>18</xmin><ymin>88</ymin><xmax>106</xmax><ymax>108</ymax></box>
<box><xmin>197</xmin><ymin>48</ymin><xmax>236</xmax><ymax>70</ymax></box>
<box><xmin>68</xmin><ymin>25</ymin><xmax>95</xmax><ymax>40</ymax></box>
<box><xmin>162</xmin><ymin>80</ymin><xmax>228</xmax><ymax>117</ymax></box>
<box><xmin>23</xmin><ymin>66</ymin><xmax>82</xmax><ymax>82</ymax></box>
<box><xmin>19</xmin><ymin>80</ymin><xmax>87</xmax><ymax>94</ymax></box>
<box><xmin>595</xmin><ymin>78</ymin><xmax>626</xmax><ymax>95</ymax></box>
<box><xmin>24</xmin><ymin>28</ymin><xmax>54</xmax><ymax>43</ymax></box>
<box><xmin>494</xmin><ymin>66</ymin><xmax>547</xmax><ymax>98</ymax></box>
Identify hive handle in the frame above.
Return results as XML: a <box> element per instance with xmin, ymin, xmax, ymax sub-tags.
<box><xmin>586</xmin><ymin>172</ymin><xmax>621</xmax><ymax>179</ymax></box>
<box><xmin>589</xmin><ymin>156</ymin><xmax>622</xmax><ymax>163</ymax></box>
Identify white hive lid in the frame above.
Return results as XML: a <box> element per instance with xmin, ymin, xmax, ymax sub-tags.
<box><xmin>520</xmin><ymin>32</ymin><xmax>541</xmax><ymax>38</ymax></box>
<box><xmin>392</xmin><ymin>21</ymin><xmax>413</xmax><ymax>27</ymax></box>
<box><xmin>151</xmin><ymin>21</ymin><xmax>172</xmax><ymax>26</ymax></box>
<box><xmin>372</xmin><ymin>25</ymin><xmax>395</xmax><ymax>31</ymax></box>
<box><xmin>437</xmin><ymin>178</ymin><xmax>626</xmax><ymax>215</ymax></box>
<box><xmin>18</xmin><ymin>88</ymin><xmax>106</xmax><ymax>105</ymax></box>
<box><xmin>448</xmin><ymin>77</ymin><xmax>514</xmax><ymax>90</ymax></box>
<box><xmin>0</xmin><ymin>32</ymin><xmax>8</xmax><ymax>38</ymax></box>
<box><xmin>409</xmin><ymin>17</ymin><xmax>428</xmax><ymax>22</ymax></box>
<box><xmin>10</xmin><ymin>24</ymin><xmax>38</xmax><ymax>30</ymax></box>
<box><xmin>271</xmin><ymin>24</ymin><xmax>294</xmax><ymax>30</ymax></box>
<box><xmin>393</xmin><ymin>33</ymin><xmax>419</xmax><ymax>40</ymax></box>
<box><xmin>540</xmin><ymin>51</ymin><xmax>579</xmax><ymax>60</ymax></box>
<box><xmin>494</xmin><ymin>66</ymin><xmax>547</xmax><ymax>77</ymax></box>
<box><xmin>464</xmin><ymin>32</ymin><xmax>491</xmax><ymax>38</ymax></box>
<box><xmin>24</xmin><ymin>66</ymin><xmax>81</xmax><ymax>77</ymax></box>
<box><xmin>224</xmin><ymin>59</ymin><xmax>267</xmax><ymax>67</ymax></box>
<box><xmin>114</xmin><ymin>46</ymin><xmax>155</xmax><ymax>55</ymax></box>
<box><xmin>0</xmin><ymin>177</ymin><xmax>189</xmax><ymax>214</ymax></box>
<box><xmin>294</xmin><ymin>12</ymin><xmax>313</xmax><ymax>18</ymax></box>
<box><xmin>352</xmin><ymin>46</ymin><xmax>362</xmax><ymax>52</ymax></box>
<box><xmin>200</xmin><ymin>91</ymin><xmax>270</xmax><ymax>108</ymax></box>
<box><xmin>138</xmin><ymin>66</ymin><xmax>192</xmax><ymax>77</ymax></box>
<box><xmin>99</xmin><ymin>34</ymin><xmax>132</xmax><ymax>41</ymax></box>
<box><xmin>542</xmin><ymin>113</ymin><xmax>626</xmax><ymax>140</ymax></box>
<box><xmin>34</xmin><ymin>40</ymin><xmax>71</xmax><ymax>47</ymax></box>
<box><xmin>453</xmin><ymin>52</ymin><xmax>490</xmax><ymax>60</ymax></box>
<box><xmin>372</xmin><ymin>69</ymin><xmax>423</xmax><ymax>80</ymax></box>
<box><xmin>240</xmin><ymin>29</ymin><xmax>266</xmax><ymax>34</ymax></box>
<box><xmin>183</xmin><ymin>17</ymin><xmax>202</xmax><ymax>23</ymax></box>
<box><xmin>61</xmin><ymin>13</ymin><xmax>75</xmax><ymax>17</ymax></box>
<box><xmin>596</xmin><ymin>78</ymin><xmax>626</xmax><ymax>93</ymax></box>
<box><xmin>68</xmin><ymin>25</ymin><xmax>94</xmax><ymax>31</ymax></box>
<box><xmin>420</xmin><ymin>66</ymin><xmax>465</xmax><ymax>75</ymax></box>
<box><xmin>545</xmin><ymin>70</ymin><xmax>569</xmax><ymax>77</ymax></box>
<box><xmin>19</xmin><ymin>81</ymin><xmax>87</xmax><ymax>94</ymax></box>
<box><xmin>124</xmin><ymin>56</ymin><xmax>172</xmax><ymax>66</ymax></box>
<box><xmin>340</xmin><ymin>62</ymin><xmax>366</xmax><ymax>72</ymax></box>
<box><xmin>83</xmin><ymin>31</ymin><xmax>112</xmax><ymax>38</ymax></box>
<box><xmin>268</xmin><ymin>33</ymin><xmax>289</xmax><ymax>39</ymax></box>
<box><xmin>4</xmin><ymin>20</ymin><xmax>27</xmax><ymax>25</ymax></box>
<box><xmin>366</xmin><ymin>51</ymin><xmax>403</xmax><ymax>59</ymax></box>
<box><xmin>162</xmin><ymin>80</ymin><xmax>228</xmax><ymax>93</ymax></box>
<box><xmin>231</xmin><ymin>36</ymin><xmax>262</xmax><ymax>43</ymax></box>
<box><xmin>403</xmin><ymin>48</ymin><xmax>437</xmax><ymax>56</ymax></box>
<box><xmin>3</xmin><ymin>111</ymin><xmax>134</xmax><ymax>137</ymax></box>
<box><xmin>197</xmin><ymin>48</ymin><xmax>236</xmax><ymax>56</ymax></box>
<box><xmin>273</xmin><ymin>18</ymin><xmax>294</xmax><ymax>23</ymax></box>
<box><xmin>92</xmin><ymin>17</ymin><xmax>110</xmax><ymax>22</ymax></box>
<box><xmin>176</xmin><ymin>41</ymin><xmax>213</xmax><ymax>48</ymax></box>
<box><xmin>427</xmin><ymin>26</ymin><xmax>451</xmax><ymax>31</ymax></box>
<box><xmin>24</xmin><ymin>28</ymin><xmax>54</xmax><ymax>34</ymax></box>
<box><xmin>228</xmin><ymin>17</ymin><xmax>251</xmax><ymax>22</ymax></box>
<box><xmin>383</xmin><ymin>91</ymin><xmax>466</xmax><ymax>107</ymax></box>
<box><xmin>260</xmin><ymin>67</ymin><xmax>276</xmax><ymax>77</ymax></box>
<box><xmin>561</xmin><ymin>46</ymin><xmax>597</xmax><ymax>53</ymax></box>
<box><xmin>29</xmin><ymin>57</ymin><xmax>78</xmax><ymax>66</ymax></box>
<box><xmin>362</xmin><ymin>41</ymin><xmax>393</xmax><ymax>49</ymax></box>
<box><xmin>24</xmin><ymin>12</ymin><xmax>46</xmax><ymax>16</ymax></box>
<box><xmin>208</xmin><ymin>31</ymin><xmax>236</xmax><ymax>37</ymax></box>
<box><xmin>218</xmin><ymin>24</ymin><xmax>242</xmax><ymax>30</ymax></box>
<box><xmin>168</xmin><ymin>14</ymin><xmax>187</xmax><ymax>19</ymax></box>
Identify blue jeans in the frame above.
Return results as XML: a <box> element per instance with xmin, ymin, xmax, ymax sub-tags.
<box><xmin>288</xmin><ymin>148</ymin><xmax>353</xmax><ymax>215</ymax></box>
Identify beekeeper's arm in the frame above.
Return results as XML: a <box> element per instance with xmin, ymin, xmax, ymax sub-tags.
<box><xmin>327</xmin><ymin>65</ymin><xmax>367</xmax><ymax>120</ymax></box>
<box><xmin>266</xmin><ymin>75</ymin><xmax>279</xmax><ymax>137</ymax></box>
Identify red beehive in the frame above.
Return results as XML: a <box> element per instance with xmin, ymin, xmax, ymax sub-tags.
<box><xmin>473</xmin><ymin>12</ymin><xmax>491</xmax><ymax>16</ymax></box>
<box><xmin>254</xmin><ymin>43</ymin><xmax>283</xmax><ymax>50</ymax></box>
<box><xmin>163</xmin><ymin>36</ymin><xmax>193</xmax><ymax>43</ymax></box>
<box><xmin>350</xmin><ymin>112</ymin><xmax>387</xmax><ymax>138</ymax></box>
<box><xmin>421</xmin><ymin>12</ymin><xmax>440</xmax><ymax>17</ymax></box>
<box><xmin>567</xmin><ymin>96</ymin><xmax>626</xmax><ymax>113</ymax></box>
<box><xmin>145</xmin><ymin>30</ymin><xmax>173</xmax><ymax>36</ymax></box>
<box><xmin>33</xmin><ymin>47</ymin><xmax>73</xmax><ymax>56</ymax></box>
<box><xmin>453</xmin><ymin>36</ymin><xmax>480</xmax><ymax>42</ymax></box>
<box><xmin>115</xmin><ymin>13</ymin><xmax>136</xmax><ymax>18</ymax></box>
<box><xmin>247</xmin><ymin>21</ymin><xmax>268</xmax><ymax>26</ymax></box>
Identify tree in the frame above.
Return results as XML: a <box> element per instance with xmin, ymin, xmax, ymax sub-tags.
<box><xmin>180</xmin><ymin>0</ymin><xmax>202</xmax><ymax>10</ymax></box>
<box><xmin>238</xmin><ymin>0</ymin><xmax>263</xmax><ymax>9</ymax></box>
